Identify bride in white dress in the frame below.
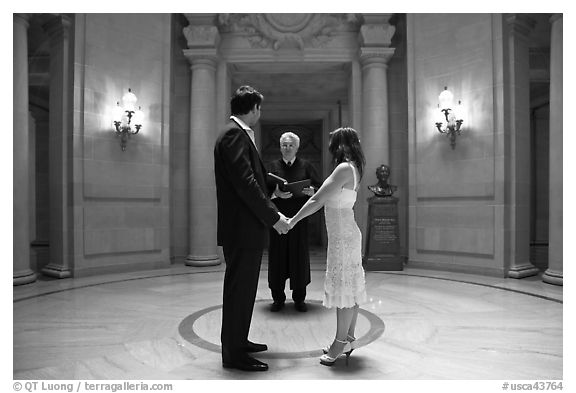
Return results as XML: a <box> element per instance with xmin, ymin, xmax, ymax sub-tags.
<box><xmin>287</xmin><ymin>127</ymin><xmax>367</xmax><ymax>366</ymax></box>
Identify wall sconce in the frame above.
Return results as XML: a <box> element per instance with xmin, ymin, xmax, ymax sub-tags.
<box><xmin>112</xmin><ymin>88</ymin><xmax>144</xmax><ymax>151</ymax></box>
<box><xmin>435</xmin><ymin>87</ymin><xmax>464</xmax><ymax>149</ymax></box>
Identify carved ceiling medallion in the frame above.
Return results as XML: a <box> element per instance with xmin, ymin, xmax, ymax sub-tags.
<box><xmin>263</xmin><ymin>14</ymin><xmax>313</xmax><ymax>33</ymax></box>
<box><xmin>219</xmin><ymin>13</ymin><xmax>358</xmax><ymax>50</ymax></box>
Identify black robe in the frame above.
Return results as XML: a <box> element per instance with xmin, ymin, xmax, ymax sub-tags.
<box><xmin>266</xmin><ymin>157</ymin><xmax>322</xmax><ymax>290</ymax></box>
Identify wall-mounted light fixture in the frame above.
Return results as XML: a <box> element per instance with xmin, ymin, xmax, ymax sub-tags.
<box><xmin>435</xmin><ymin>87</ymin><xmax>464</xmax><ymax>149</ymax></box>
<box><xmin>112</xmin><ymin>88</ymin><xmax>144</xmax><ymax>151</ymax></box>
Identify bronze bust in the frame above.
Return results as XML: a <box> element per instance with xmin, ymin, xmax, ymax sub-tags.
<box><xmin>368</xmin><ymin>164</ymin><xmax>397</xmax><ymax>197</ymax></box>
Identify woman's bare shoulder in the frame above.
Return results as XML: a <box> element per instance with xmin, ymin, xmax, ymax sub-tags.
<box><xmin>332</xmin><ymin>162</ymin><xmax>355</xmax><ymax>181</ymax></box>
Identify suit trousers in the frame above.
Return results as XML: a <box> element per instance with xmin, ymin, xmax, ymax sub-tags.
<box><xmin>221</xmin><ymin>246</ymin><xmax>263</xmax><ymax>361</ymax></box>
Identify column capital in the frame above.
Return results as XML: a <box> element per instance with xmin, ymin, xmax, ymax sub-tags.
<box><xmin>505</xmin><ymin>14</ymin><xmax>536</xmax><ymax>41</ymax></box>
<box><xmin>359</xmin><ymin>47</ymin><xmax>395</xmax><ymax>66</ymax></box>
<box><xmin>359</xmin><ymin>13</ymin><xmax>395</xmax><ymax>47</ymax></box>
<box><xmin>182</xmin><ymin>16</ymin><xmax>220</xmax><ymax>68</ymax></box>
<box><xmin>183</xmin><ymin>24</ymin><xmax>221</xmax><ymax>49</ymax></box>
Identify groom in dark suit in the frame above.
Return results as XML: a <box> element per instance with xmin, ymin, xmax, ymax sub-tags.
<box><xmin>214</xmin><ymin>85</ymin><xmax>290</xmax><ymax>372</ymax></box>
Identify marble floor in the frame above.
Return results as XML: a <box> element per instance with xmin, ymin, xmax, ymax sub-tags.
<box><xmin>13</xmin><ymin>253</ymin><xmax>563</xmax><ymax>381</ymax></box>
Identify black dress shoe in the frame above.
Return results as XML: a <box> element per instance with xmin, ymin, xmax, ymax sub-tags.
<box><xmin>294</xmin><ymin>302</ymin><xmax>308</xmax><ymax>312</ymax></box>
<box><xmin>245</xmin><ymin>341</ymin><xmax>268</xmax><ymax>353</ymax></box>
<box><xmin>270</xmin><ymin>301</ymin><xmax>285</xmax><ymax>312</ymax></box>
<box><xmin>222</xmin><ymin>355</ymin><xmax>268</xmax><ymax>372</ymax></box>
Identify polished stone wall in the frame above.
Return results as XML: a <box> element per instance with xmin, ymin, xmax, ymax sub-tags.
<box><xmin>71</xmin><ymin>14</ymin><xmax>172</xmax><ymax>276</ymax></box>
<box><xmin>408</xmin><ymin>14</ymin><xmax>510</xmax><ymax>275</ymax></box>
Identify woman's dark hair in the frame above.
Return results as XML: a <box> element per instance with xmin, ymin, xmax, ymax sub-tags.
<box><xmin>230</xmin><ymin>85</ymin><xmax>264</xmax><ymax>115</ymax></box>
<box><xmin>328</xmin><ymin>127</ymin><xmax>366</xmax><ymax>179</ymax></box>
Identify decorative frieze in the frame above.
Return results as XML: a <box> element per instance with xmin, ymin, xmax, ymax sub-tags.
<box><xmin>218</xmin><ymin>13</ymin><xmax>360</xmax><ymax>50</ymax></box>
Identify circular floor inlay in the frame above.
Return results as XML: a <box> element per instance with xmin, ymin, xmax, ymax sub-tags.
<box><xmin>179</xmin><ymin>299</ymin><xmax>385</xmax><ymax>359</ymax></box>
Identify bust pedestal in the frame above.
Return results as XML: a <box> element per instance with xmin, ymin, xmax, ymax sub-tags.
<box><xmin>363</xmin><ymin>196</ymin><xmax>404</xmax><ymax>271</ymax></box>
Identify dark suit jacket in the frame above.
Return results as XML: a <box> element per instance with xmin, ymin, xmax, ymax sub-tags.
<box><xmin>214</xmin><ymin>120</ymin><xmax>280</xmax><ymax>249</ymax></box>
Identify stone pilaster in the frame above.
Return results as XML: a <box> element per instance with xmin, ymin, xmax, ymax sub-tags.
<box><xmin>13</xmin><ymin>13</ymin><xmax>37</xmax><ymax>285</ymax></box>
<box><xmin>183</xmin><ymin>15</ymin><xmax>221</xmax><ymax>266</ymax></box>
<box><xmin>504</xmin><ymin>14</ymin><xmax>539</xmax><ymax>279</ymax></box>
<box><xmin>41</xmin><ymin>14</ymin><xmax>73</xmax><ymax>278</ymax></box>
<box><xmin>543</xmin><ymin>14</ymin><xmax>563</xmax><ymax>285</ymax></box>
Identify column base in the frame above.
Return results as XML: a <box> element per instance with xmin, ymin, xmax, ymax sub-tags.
<box><xmin>507</xmin><ymin>263</ymin><xmax>540</xmax><ymax>279</ymax></box>
<box><xmin>13</xmin><ymin>269</ymin><xmax>37</xmax><ymax>286</ymax></box>
<box><xmin>42</xmin><ymin>263</ymin><xmax>72</xmax><ymax>279</ymax></box>
<box><xmin>542</xmin><ymin>269</ymin><xmax>563</xmax><ymax>286</ymax></box>
<box><xmin>186</xmin><ymin>254</ymin><xmax>221</xmax><ymax>267</ymax></box>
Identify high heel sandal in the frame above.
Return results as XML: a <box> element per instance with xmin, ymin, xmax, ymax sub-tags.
<box><xmin>322</xmin><ymin>334</ymin><xmax>356</xmax><ymax>355</ymax></box>
<box><xmin>319</xmin><ymin>339</ymin><xmax>353</xmax><ymax>366</ymax></box>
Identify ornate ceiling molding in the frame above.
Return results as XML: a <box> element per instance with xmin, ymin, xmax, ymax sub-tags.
<box><xmin>218</xmin><ymin>13</ymin><xmax>360</xmax><ymax>50</ymax></box>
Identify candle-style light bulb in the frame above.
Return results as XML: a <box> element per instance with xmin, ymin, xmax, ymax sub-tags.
<box><xmin>438</xmin><ymin>87</ymin><xmax>454</xmax><ymax>111</ymax></box>
<box><xmin>133</xmin><ymin>106</ymin><xmax>144</xmax><ymax>127</ymax></box>
<box><xmin>112</xmin><ymin>101</ymin><xmax>124</xmax><ymax>123</ymax></box>
<box><xmin>122</xmin><ymin>88</ymin><xmax>138</xmax><ymax>112</ymax></box>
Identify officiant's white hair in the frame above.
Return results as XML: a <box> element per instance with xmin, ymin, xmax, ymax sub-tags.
<box><xmin>279</xmin><ymin>132</ymin><xmax>300</xmax><ymax>147</ymax></box>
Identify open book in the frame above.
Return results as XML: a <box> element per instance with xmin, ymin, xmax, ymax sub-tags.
<box><xmin>268</xmin><ymin>173</ymin><xmax>311</xmax><ymax>197</ymax></box>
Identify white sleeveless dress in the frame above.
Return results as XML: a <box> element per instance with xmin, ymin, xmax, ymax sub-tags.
<box><xmin>323</xmin><ymin>163</ymin><xmax>367</xmax><ymax>308</ymax></box>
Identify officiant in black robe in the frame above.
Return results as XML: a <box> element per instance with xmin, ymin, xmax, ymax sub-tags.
<box><xmin>266</xmin><ymin>132</ymin><xmax>322</xmax><ymax>312</ymax></box>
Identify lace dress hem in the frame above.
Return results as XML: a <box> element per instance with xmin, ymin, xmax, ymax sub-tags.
<box><xmin>322</xmin><ymin>290</ymin><xmax>367</xmax><ymax>309</ymax></box>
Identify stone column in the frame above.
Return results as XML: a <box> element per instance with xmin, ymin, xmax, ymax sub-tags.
<box><xmin>543</xmin><ymin>14</ymin><xmax>563</xmax><ymax>285</ymax></box>
<box><xmin>183</xmin><ymin>16</ymin><xmax>221</xmax><ymax>266</ymax></box>
<box><xmin>349</xmin><ymin>60</ymin><xmax>362</xmax><ymax>134</ymax></box>
<box><xmin>41</xmin><ymin>14</ymin><xmax>73</xmax><ymax>278</ymax></box>
<box><xmin>216</xmin><ymin>60</ymin><xmax>230</xmax><ymax>130</ymax></box>
<box><xmin>357</xmin><ymin>14</ymin><xmax>396</xmax><ymax>245</ymax></box>
<box><xmin>29</xmin><ymin>113</ymin><xmax>37</xmax><ymax>270</ymax></box>
<box><xmin>13</xmin><ymin>14</ymin><xmax>37</xmax><ymax>285</ymax></box>
<box><xmin>505</xmin><ymin>15</ymin><xmax>539</xmax><ymax>279</ymax></box>
<box><xmin>360</xmin><ymin>50</ymin><xmax>395</xmax><ymax>174</ymax></box>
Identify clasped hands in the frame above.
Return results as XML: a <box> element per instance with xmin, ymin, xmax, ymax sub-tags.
<box><xmin>273</xmin><ymin>213</ymin><xmax>296</xmax><ymax>235</ymax></box>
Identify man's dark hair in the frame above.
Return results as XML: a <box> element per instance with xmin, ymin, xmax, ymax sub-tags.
<box><xmin>230</xmin><ymin>85</ymin><xmax>264</xmax><ymax>116</ymax></box>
